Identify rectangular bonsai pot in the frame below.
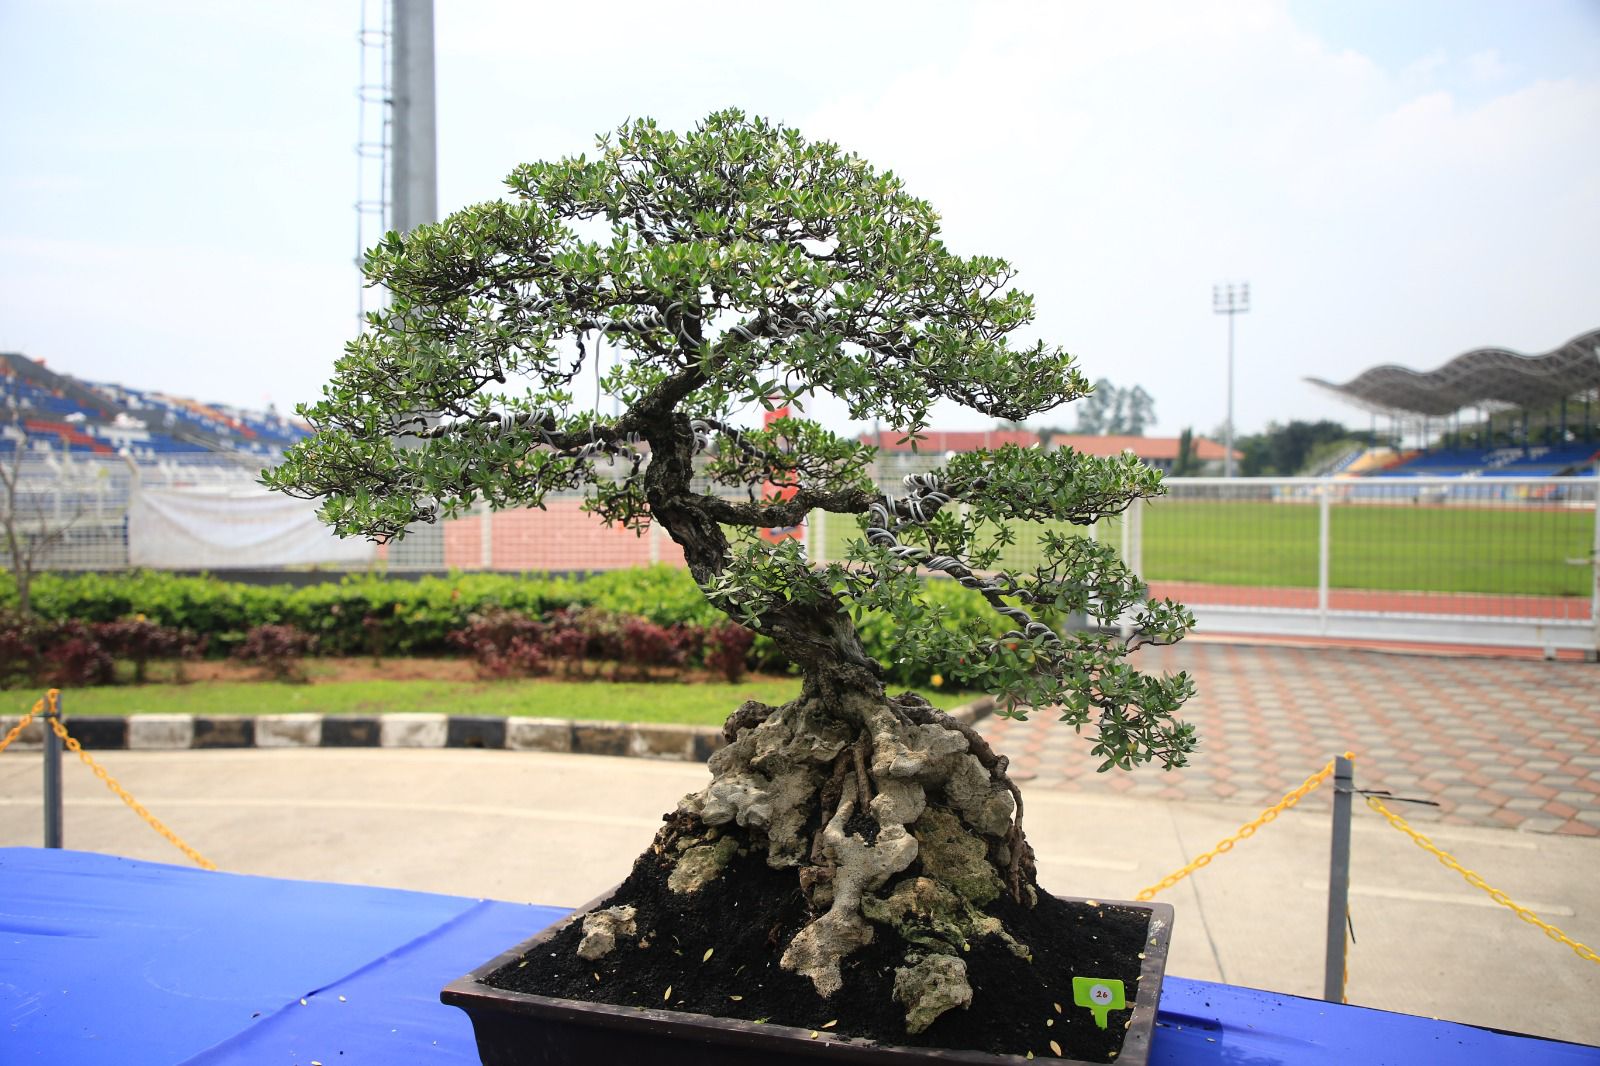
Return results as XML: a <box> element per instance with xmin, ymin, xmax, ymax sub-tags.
<box><xmin>441</xmin><ymin>890</ymin><xmax>1175</xmax><ymax>1066</ymax></box>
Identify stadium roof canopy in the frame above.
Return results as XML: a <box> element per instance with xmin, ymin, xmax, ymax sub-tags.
<box><xmin>1305</xmin><ymin>327</ymin><xmax>1600</xmax><ymax>417</ymax></box>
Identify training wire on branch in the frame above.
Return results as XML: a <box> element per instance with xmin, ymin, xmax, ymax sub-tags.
<box><xmin>867</xmin><ymin>472</ymin><xmax>1065</xmax><ymax>649</ymax></box>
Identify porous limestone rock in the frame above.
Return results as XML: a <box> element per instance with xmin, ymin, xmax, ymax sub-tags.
<box><xmin>667</xmin><ymin>836</ymin><xmax>739</xmax><ymax>894</ymax></box>
<box><xmin>859</xmin><ymin>702</ymin><xmax>1014</xmax><ymax>839</ymax></box>
<box><xmin>911</xmin><ymin>806</ymin><xmax>1005</xmax><ymax>906</ymax></box>
<box><xmin>941</xmin><ymin>752</ymin><xmax>1016</xmax><ymax>838</ymax></box>
<box><xmin>680</xmin><ymin>701</ymin><xmax>851</xmax><ymax>867</ymax></box>
<box><xmin>892</xmin><ymin>952</ymin><xmax>973</xmax><ymax>1034</ymax></box>
<box><xmin>869</xmin><ymin>776</ymin><xmax>927</xmax><ymax>828</ymax></box>
<box><xmin>863</xmin><ymin>876</ymin><xmax>970</xmax><ymax>954</ymax></box>
<box><xmin>576</xmin><ymin>905</ymin><xmax>637</xmax><ymax>961</ymax></box>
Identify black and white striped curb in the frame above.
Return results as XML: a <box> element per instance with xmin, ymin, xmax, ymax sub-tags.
<box><xmin>0</xmin><ymin>699</ymin><xmax>994</xmax><ymax>765</ymax></box>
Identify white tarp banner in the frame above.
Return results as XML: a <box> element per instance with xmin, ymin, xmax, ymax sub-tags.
<box><xmin>128</xmin><ymin>487</ymin><xmax>376</xmax><ymax>569</ymax></box>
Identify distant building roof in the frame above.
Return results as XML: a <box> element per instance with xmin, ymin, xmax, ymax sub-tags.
<box><xmin>1306</xmin><ymin>327</ymin><xmax>1600</xmax><ymax>418</ymax></box>
<box><xmin>859</xmin><ymin>430</ymin><xmax>1039</xmax><ymax>454</ymax></box>
<box><xmin>858</xmin><ymin>430</ymin><xmax>1237</xmax><ymax>461</ymax></box>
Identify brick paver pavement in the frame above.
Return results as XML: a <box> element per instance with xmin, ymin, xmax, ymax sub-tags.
<box><xmin>977</xmin><ymin>641</ymin><xmax>1600</xmax><ymax>836</ymax></box>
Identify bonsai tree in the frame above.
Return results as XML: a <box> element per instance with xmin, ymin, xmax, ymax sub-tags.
<box><xmin>268</xmin><ymin>110</ymin><xmax>1195</xmax><ymax>1053</ymax></box>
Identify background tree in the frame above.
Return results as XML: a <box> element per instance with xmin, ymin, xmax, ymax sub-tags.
<box><xmin>1230</xmin><ymin>419</ymin><xmax>1372</xmax><ymax>475</ymax></box>
<box><xmin>1073</xmin><ymin>379</ymin><xmax>1156</xmax><ymax>436</ymax></box>
<box><xmin>0</xmin><ymin>435</ymin><xmax>89</xmax><ymax>618</ymax></box>
<box><xmin>267</xmin><ymin>111</ymin><xmax>1194</xmax><ymax>1037</ymax></box>
<box><xmin>1174</xmin><ymin>426</ymin><xmax>1197</xmax><ymax>476</ymax></box>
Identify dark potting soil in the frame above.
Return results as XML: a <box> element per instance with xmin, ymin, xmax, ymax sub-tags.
<box><xmin>487</xmin><ymin>840</ymin><xmax>1149</xmax><ymax>1061</ymax></box>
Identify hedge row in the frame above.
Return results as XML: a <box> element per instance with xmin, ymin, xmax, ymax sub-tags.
<box><xmin>0</xmin><ymin>566</ymin><xmax>1007</xmax><ymax>687</ymax></box>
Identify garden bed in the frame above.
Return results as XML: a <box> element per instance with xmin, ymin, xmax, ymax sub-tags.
<box><xmin>10</xmin><ymin>659</ymin><xmax>966</xmax><ymax>724</ymax></box>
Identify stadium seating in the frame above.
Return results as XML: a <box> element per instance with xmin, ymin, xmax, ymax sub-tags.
<box><xmin>1375</xmin><ymin>444</ymin><xmax>1600</xmax><ymax>479</ymax></box>
<box><xmin>1</xmin><ymin>351</ymin><xmax>309</xmax><ymax>471</ymax></box>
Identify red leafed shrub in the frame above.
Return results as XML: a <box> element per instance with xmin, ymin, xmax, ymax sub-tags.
<box><xmin>232</xmin><ymin>624</ymin><xmax>318</xmax><ymax>682</ymax></box>
<box><xmin>41</xmin><ymin>622</ymin><xmax>116</xmax><ymax>687</ymax></box>
<box><xmin>93</xmin><ymin>619</ymin><xmax>204</xmax><ymax>684</ymax></box>
<box><xmin>448</xmin><ymin>609</ymin><xmax>550</xmax><ymax>679</ymax></box>
<box><xmin>703</xmin><ymin>622</ymin><xmax>755</xmax><ymax>683</ymax></box>
<box><xmin>0</xmin><ymin>612</ymin><xmax>46</xmax><ymax>687</ymax></box>
<box><xmin>616</xmin><ymin>617</ymin><xmax>700</xmax><ymax>679</ymax></box>
<box><xmin>541</xmin><ymin>609</ymin><xmax>589</xmax><ymax>676</ymax></box>
<box><xmin>579</xmin><ymin>610</ymin><xmax>624</xmax><ymax>665</ymax></box>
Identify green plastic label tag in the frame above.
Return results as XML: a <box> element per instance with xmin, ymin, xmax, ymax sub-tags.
<box><xmin>1071</xmin><ymin>976</ymin><xmax>1127</xmax><ymax>1029</ymax></box>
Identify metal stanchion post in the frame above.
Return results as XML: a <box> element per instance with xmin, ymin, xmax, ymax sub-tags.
<box><xmin>43</xmin><ymin>694</ymin><xmax>63</xmax><ymax>849</ymax></box>
<box><xmin>1323</xmin><ymin>754</ymin><xmax>1353</xmax><ymax>1001</ymax></box>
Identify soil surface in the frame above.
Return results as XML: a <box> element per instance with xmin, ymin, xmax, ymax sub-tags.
<box><xmin>181</xmin><ymin>657</ymin><xmax>481</xmax><ymax>684</ymax></box>
<box><xmin>175</xmin><ymin>657</ymin><xmax>783</xmax><ymax>687</ymax></box>
<box><xmin>489</xmin><ymin>830</ymin><xmax>1150</xmax><ymax>1062</ymax></box>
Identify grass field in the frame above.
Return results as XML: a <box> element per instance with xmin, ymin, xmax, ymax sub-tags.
<box><xmin>40</xmin><ymin>676</ymin><xmax>969</xmax><ymax>724</ymax></box>
<box><xmin>819</xmin><ymin>499</ymin><xmax>1595</xmax><ymax>596</ymax></box>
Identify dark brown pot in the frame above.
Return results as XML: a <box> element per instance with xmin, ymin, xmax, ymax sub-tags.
<box><xmin>442</xmin><ymin>891</ymin><xmax>1175</xmax><ymax>1066</ymax></box>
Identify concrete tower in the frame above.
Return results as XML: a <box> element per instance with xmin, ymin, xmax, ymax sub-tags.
<box><xmin>390</xmin><ymin>0</ymin><xmax>437</xmax><ymax>235</ymax></box>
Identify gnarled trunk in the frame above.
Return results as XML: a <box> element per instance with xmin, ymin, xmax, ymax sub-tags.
<box><xmin>628</xmin><ymin>412</ymin><xmax>1037</xmax><ymax>1033</ymax></box>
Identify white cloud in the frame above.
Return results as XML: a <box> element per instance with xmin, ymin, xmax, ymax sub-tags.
<box><xmin>1</xmin><ymin>0</ymin><xmax>1595</xmax><ymax>439</ymax></box>
<box><xmin>1466</xmin><ymin>48</ymin><xmax>1510</xmax><ymax>84</ymax></box>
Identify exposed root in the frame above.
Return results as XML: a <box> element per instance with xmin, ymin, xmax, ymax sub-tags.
<box><xmin>851</xmin><ymin>734</ymin><xmax>873</xmax><ymax>809</ymax></box>
<box><xmin>780</xmin><ymin>792</ymin><xmax>917</xmax><ymax>997</ymax></box>
<box><xmin>808</xmin><ymin>750</ymin><xmax>853</xmax><ymax>869</ymax></box>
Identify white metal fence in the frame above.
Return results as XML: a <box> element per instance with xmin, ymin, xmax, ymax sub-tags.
<box><xmin>4</xmin><ymin>453</ymin><xmax>1595</xmax><ymax>655</ymax></box>
<box><xmin>1119</xmin><ymin>476</ymin><xmax>1598</xmax><ymax>656</ymax></box>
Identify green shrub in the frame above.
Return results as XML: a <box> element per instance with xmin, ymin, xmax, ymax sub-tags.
<box><xmin>1</xmin><ymin>567</ymin><xmax>1005</xmax><ymax>688</ymax></box>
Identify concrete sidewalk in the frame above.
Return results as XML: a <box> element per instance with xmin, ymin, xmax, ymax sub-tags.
<box><xmin>2</xmin><ymin>747</ymin><xmax>1596</xmax><ymax>1047</ymax></box>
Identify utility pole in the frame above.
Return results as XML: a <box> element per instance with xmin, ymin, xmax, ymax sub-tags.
<box><xmin>391</xmin><ymin>0</ymin><xmax>437</xmax><ymax>236</ymax></box>
<box><xmin>1213</xmin><ymin>282</ymin><xmax>1250</xmax><ymax>478</ymax></box>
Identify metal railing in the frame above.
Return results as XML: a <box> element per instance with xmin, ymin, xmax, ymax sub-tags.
<box><xmin>1131</xmin><ymin>476</ymin><xmax>1597</xmax><ymax>655</ymax></box>
<box><xmin>5</xmin><ymin>454</ymin><xmax>1594</xmax><ymax>655</ymax></box>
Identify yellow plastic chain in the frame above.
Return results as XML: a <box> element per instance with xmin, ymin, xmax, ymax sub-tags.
<box><xmin>1137</xmin><ymin>752</ymin><xmax>1355</xmax><ymax>901</ymax></box>
<box><xmin>46</xmin><ymin>713</ymin><xmax>218</xmax><ymax>870</ymax></box>
<box><xmin>10</xmin><ymin>689</ymin><xmax>218</xmax><ymax>871</ymax></box>
<box><xmin>0</xmin><ymin>702</ymin><xmax>38</xmax><ymax>754</ymax></box>
<box><xmin>1366</xmin><ymin>795</ymin><xmax>1598</xmax><ymax>966</ymax></box>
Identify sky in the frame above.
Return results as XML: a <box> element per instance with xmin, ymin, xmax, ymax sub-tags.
<box><xmin>2</xmin><ymin>0</ymin><xmax>1597</xmax><ymax>441</ymax></box>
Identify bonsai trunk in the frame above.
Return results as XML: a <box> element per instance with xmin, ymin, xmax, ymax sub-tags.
<box><xmin>612</xmin><ymin>414</ymin><xmax>1041</xmax><ymax>1033</ymax></box>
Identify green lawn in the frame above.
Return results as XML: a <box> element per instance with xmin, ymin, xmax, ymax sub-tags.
<box><xmin>819</xmin><ymin>500</ymin><xmax>1594</xmax><ymax>596</ymax></box>
<box><xmin>37</xmin><ymin>677</ymin><xmax>973</xmax><ymax>725</ymax></box>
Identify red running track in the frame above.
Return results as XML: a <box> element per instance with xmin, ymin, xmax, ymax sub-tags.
<box><xmin>1148</xmin><ymin>580</ymin><xmax>1592</xmax><ymax>621</ymax></box>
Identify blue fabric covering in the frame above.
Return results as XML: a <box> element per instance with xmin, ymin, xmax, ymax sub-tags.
<box><xmin>2</xmin><ymin>848</ymin><xmax>1594</xmax><ymax>1065</ymax></box>
<box><xmin>0</xmin><ymin>849</ymin><xmax>565</xmax><ymax>1065</ymax></box>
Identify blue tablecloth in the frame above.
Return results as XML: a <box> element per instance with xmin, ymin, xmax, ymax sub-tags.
<box><xmin>2</xmin><ymin>848</ymin><xmax>1594</xmax><ymax>1065</ymax></box>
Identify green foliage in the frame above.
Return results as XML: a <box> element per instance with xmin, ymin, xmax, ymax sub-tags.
<box><xmin>0</xmin><ymin>570</ymin><xmax>586</xmax><ymax>656</ymax></box>
<box><xmin>1232</xmin><ymin>420</ymin><xmax>1373</xmax><ymax>477</ymax></box>
<box><xmin>265</xmin><ymin>108</ymin><xmax>1088</xmax><ymax>539</ymax></box>
<box><xmin>259</xmin><ymin>109</ymin><xmax>1196</xmax><ymax>773</ymax></box>
<box><xmin>1174</xmin><ymin>427</ymin><xmax>1197</xmax><ymax>476</ymax></box>
<box><xmin>0</xmin><ymin>566</ymin><xmax>1118</xmax><ymax>693</ymax></box>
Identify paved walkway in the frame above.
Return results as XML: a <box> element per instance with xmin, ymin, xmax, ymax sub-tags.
<box><xmin>977</xmin><ymin>640</ymin><xmax>1600</xmax><ymax>836</ymax></box>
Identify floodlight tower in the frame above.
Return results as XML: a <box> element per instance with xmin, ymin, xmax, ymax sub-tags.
<box><xmin>354</xmin><ymin>0</ymin><xmax>437</xmax><ymax>322</ymax></box>
<box><xmin>1212</xmin><ymin>282</ymin><xmax>1250</xmax><ymax>478</ymax></box>
<box><xmin>390</xmin><ymin>0</ymin><xmax>437</xmax><ymax>236</ymax></box>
